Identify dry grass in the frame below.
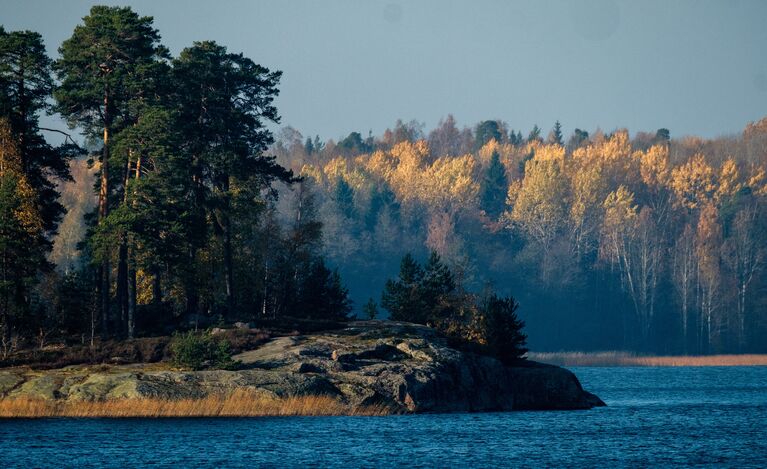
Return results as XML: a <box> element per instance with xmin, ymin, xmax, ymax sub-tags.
<box><xmin>0</xmin><ymin>390</ymin><xmax>395</xmax><ymax>418</ymax></box>
<box><xmin>528</xmin><ymin>351</ymin><xmax>767</xmax><ymax>367</ymax></box>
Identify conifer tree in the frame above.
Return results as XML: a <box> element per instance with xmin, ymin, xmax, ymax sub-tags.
<box><xmin>0</xmin><ymin>118</ymin><xmax>45</xmax><ymax>346</ymax></box>
<box><xmin>54</xmin><ymin>5</ymin><xmax>168</xmax><ymax>335</ymax></box>
<box><xmin>480</xmin><ymin>150</ymin><xmax>508</xmax><ymax>218</ymax></box>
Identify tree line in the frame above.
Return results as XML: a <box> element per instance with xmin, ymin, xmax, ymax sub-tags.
<box><xmin>272</xmin><ymin>116</ymin><xmax>767</xmax><ymax>354</ymax></box>
<box><xmin>0</xmin><ymin>6</ymin><xmax>353</xmax><ymax>354</ymax></box>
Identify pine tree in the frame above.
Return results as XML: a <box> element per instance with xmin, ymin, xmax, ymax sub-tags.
<box><xmin>54</xmin><ymin>5</ymin><xmax>168</xmax><ymax>336</ymax></box>
<box><xmin>0</xmin><ymin>118</ymin><xmax>45</xmax><ymax>346</ymax></box>
<box><xmin>480</xmin><ymin>150</ymin><xmax>508</xmax><ymax>218</ymax></box>
<box><xmin>0</xmin><ymin>28</ymin><xmax>73</xmax><ymax>240</ymax></box>
<box><xmin>475</xmin><ymin>120</ymin><xmax>502</xmax><ymax>150</ymax></box>
<box><xmin>171</xmin><ymin>40</ymin><xmax>293</xmax><ymax>318</ymax></box>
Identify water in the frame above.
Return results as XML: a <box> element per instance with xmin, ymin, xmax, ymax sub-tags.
<box><xmin>1</xmin><ymin>367</ymin><xmax>766</xmax><ymax>467</ymax></box>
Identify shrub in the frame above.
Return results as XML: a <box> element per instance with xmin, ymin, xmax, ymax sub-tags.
<box><xmin>170</xmin><ymin>331</ymin><xmax>236</xmax><ymax>370</ymax></box>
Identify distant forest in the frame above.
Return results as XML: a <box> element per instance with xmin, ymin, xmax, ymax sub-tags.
<box><xmin>261</xmin><ymin>116</ymin><xmax>767</xmax><ymax>354</ymax></box>
<box><xmin>4</xmin><ymin>5</ymin><xmax>767</xmax><ymax>356</ymax></box>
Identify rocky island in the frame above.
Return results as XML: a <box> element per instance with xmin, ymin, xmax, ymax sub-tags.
<box><xmin>0</xmin><ymin>321</ymin><xmax>603</xmax><ymax>417</ymax></box>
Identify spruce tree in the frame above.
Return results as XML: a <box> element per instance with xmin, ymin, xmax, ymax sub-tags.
<box><xmin>480</xmin><ymin>150</ymin><xmax>508</xmax><ymax>219</ymax></box>
<box><xmin>334</xmin><ymin>178</ymin><xmax>356</xmax><ymax>218</ymax></box>
<box><xmin>548</xmin><ymin>120</ymin><xmax>563</xmax><ymax>146</ymax></box>
<box><xmin>381</xmin><ymin>253</ymin><xmax>425</xmax><ymax>322</ymax></box>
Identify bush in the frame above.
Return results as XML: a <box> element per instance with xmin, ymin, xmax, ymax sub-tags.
<box><xmin>170</xmin><ymin>331</ymin><xmax>236</xmax><ymax>370</ymax></box>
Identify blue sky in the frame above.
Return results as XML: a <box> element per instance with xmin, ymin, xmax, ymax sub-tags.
<box><xmin>3</xmin><ymin>0</ymin><xmax>767</xmax><ymax>141</ymax></box>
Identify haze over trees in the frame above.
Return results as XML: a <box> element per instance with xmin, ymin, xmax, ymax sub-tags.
<box><xmin>272</xmin><ymin>116</ymin><xmax>767</xmax><ymax>354</ymax></box>
<box><xmin>2</xmin><ymin>4</ymin><xmax>767</xmax><ymax>357</ymax></box>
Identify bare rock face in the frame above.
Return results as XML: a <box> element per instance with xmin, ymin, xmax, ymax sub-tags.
<box><xmin>0</xmin><ymin>321</ymin><xmax>604</xmax><ymax>412</ymax></box>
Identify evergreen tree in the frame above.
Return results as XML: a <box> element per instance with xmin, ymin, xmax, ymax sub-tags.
<box><xmin>54</xmin><ymin>5</ymin><xmax>168</xmax><ymax>336</ymax></box>
<box><xmin>655</xmin><ymin>128</ymin><xmax>670</xmax><ymax>144</ymax></box>
<box><xmin>363</xmin><ymin>298</ymin><xmax>378</xmax><ymax>319</ymax></box>
<box><xmin>304</xmin><ymin>137</ymin><xmax>314</xmax><ymax>155</ymax></box>
<box><xmin>527</xmin><ymin>125</ymin><xmax>542</xmax><ymax>143</ymax></box>
<box><xmin>381</xmin><ymin>253</ymin><xmax>426</xmax><ymax>322</ymax></box>
<box><xmin>421</xmin><ymin>251</ymin><xmax>457</xmax><ymax>321</ymax></box>
<box><xmin>475</xmin><ymin>120</ymin><xmax>502</xmax><ymax>150</ymax></box>
<box><xmin>297</xmin><ymin>259</ymin><xmax>352</xmax><ymax>320</ymax></box>
<box><xmin>334</xmin><ymin>177</ymin><xmax>356</xmax><ymax>218</ymax></box>
<box><xmin>381</xmin><ymin>252</ymin><xmax>456</xmax><ymax>324</ymax></box>
<box><xmin>567</xmin><ymin>128</ymin><xmax>589</xmax><ymax>150</ymax></box>
<box><xmin>338</xmin><ymin>131</ymin><xmax>370</xmax><ymax>154</ymax></box>
<box><xmin>0</xmin><ymin>118</ymin><xmax>45</xmax><ymax>346</ymax></box>
<box><xmin>480</xmin><ymin>150</ymin><xmax>508</xmax><ymax>218</ymax></box>
<box><xmin>548</xmin><ymin>120</ymin><xmax>563</xmax><ymax>146</ymax></box>
<box><xmin>476</xmin><ymin>293</ymin><xmax>528</xmax><ymax>362</ymax></box>
<box><xmin>0</xmin><ymin>28</ymin><xmax>73</xmax><ymax>240</ymax></box>
<box><xmin>172</xmin><ymin>40</ymin><xmax>294</xmax><ymax>317</ymax></box>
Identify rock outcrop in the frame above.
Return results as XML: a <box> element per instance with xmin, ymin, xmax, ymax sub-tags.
<box><xmin>0</xmin><ymin>321</ymin><xmax>604</xmax><ymax>412</ymax></box>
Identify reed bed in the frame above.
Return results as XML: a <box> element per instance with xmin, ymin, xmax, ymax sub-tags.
<box><xmin>528</xmin><ymin>352</ymin><xmax>767</xmax><ymax>367</ymax></box>
<box><xmin>0</xmin><ymin>390</ymin><xmax>395</xmax><ymax>418</ymax></box>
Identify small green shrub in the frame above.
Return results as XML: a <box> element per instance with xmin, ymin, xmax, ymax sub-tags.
<box><xmin>170</xmin><ymin>331</ymin><xmax>236</xmax><ymax>370</ymax></box>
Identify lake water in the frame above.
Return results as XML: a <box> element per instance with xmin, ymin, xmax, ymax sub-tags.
<box><xmin>1</xmin><ymin>367</ymin><xmax>766</xmax><ymax>467</ymax></box>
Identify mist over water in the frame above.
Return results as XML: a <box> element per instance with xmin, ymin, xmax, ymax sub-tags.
<box><xmin>1</xmin><ymin>367</ymin><xmax>765</xmax><ymax>467</ymax></box>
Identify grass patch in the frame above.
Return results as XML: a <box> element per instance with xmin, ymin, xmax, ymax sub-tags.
<box><xmin>0</xmin><ymin>390</ymin><xmax>395</xmax><ymax>418</ymax></box>
<box><xmin>529</xmin><ymin>351</ymin><xmax>767</xmax><ymax>367</ymax></box>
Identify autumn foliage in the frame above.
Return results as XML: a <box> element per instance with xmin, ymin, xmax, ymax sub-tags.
<box><xmin>274</xmin><ymin>117</ymin><xmax>767</xmax><ymax>354</ymax></box>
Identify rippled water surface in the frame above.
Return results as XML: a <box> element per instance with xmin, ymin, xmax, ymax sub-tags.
<box><xmin>1</xmin><ymin>367</ymin><xmax>766</xmax><ymax>467</ymax></box>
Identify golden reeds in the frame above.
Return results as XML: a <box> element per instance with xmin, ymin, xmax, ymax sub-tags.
<box><xmin>528</xmin><ymin>352</ymin><xmax>767</xmax><ymax>367</ymax></box>
<box><xmin>0</xmin><ymin>390</ymin><xmax>395</xmax><ymax>418</ymax></box>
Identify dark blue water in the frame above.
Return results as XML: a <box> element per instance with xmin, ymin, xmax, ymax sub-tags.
<box><xmin>1</xmin><ymin>367</ymin><xmax>766</xmax><ymax>467</ymax></box>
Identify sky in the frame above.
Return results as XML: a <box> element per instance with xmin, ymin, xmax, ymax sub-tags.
<box><xmin>2</xmin><ymin>0</ymin><xmax>767</xmax><ymax>142</ymax></box>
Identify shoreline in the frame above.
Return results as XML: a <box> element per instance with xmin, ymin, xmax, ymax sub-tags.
<box><xmin>0</xmin><ymin>390</ymin><xmax>393</xmax><ymax>418</ymax></box>
<box><xmin>529</xmin><ymin>352</ymin><xmax>767</xmax><ymax>367</ymax></box>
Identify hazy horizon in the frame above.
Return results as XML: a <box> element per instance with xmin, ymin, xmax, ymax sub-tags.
<box><xmin>3</xmin><ymin>0</ymin><xmax>767</xmax><ymax>142</ymax></box>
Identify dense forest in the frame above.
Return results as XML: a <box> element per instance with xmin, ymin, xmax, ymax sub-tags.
<box><xmin>268</xmin><ymin>116</ymin><xmax>767</xmax><ymax>354</ymax></box>
<box><xmin>2</xmin><ymin>5</ymin><xmax>766</xmax><ymax>357</ymax></box>
<box><xmin>0</xmin><ymin>6</ymin><xmax>525</xmax><ymax>363</ymax></box>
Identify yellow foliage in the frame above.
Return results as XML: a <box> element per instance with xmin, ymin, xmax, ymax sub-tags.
<box><xmin>569</xmin><ymin>159</ymin><xmax>607</xmax><ymax>236</ymax></box>
<box><xmin>714</xmin><ymin>158</ymin><xmax>742</xmax><ymax>203</ymax></box>
<box><xmin>509</xmin><ymin>153</ymin><xmax>568</xmax><ymax>246</ymax></box>
<box><xmin>299</xmin><ymin>164</ymin><xmax>324</xmax><ymax>184</ymax></box>
<box><xmin>385</xmin><ymin>141</ymin><xmax>430</xmax><ymax>203</ymax></box>
<box><xmin>639</xmin><ymin>144</ymin><xmax>671</xmax><ymax>189</ymax></box>
<box><xmin>322</xmin><ymin>157</ymin><xmax>370</xmax><ymax>191</ymax></box>
<box><xmin>423</xmin><ymin>154</ymin><xmax>479</xmax><ymax>211</ymax></box>
<box><xmin>363</xmin><ymin>150</ymin><xmax>397</xmax><ymax>183</ymax></box>
<box><xmin>670</xmin><ymin>153</ymin><xmax>716</xmax><ymax>209</ymax></box>
<box><xmin>602</xmin><ymin>186</ymin><xmax>638</xmax><ymax>231</ymax></box>
<box><xmin>746</xmin><ymin>164</ymin><xmax>767</xmax><ymax>196</ymax></box>
<box><xmin>477</xmin><ymin>139</ymin><xmax>516</xmax><ymax>168</ymax></box>
<box><xmin>573</xmin><ymin>130</ymin><xmax>638</xmax><ymax>188</ymax></box>
<box><xmin>0</xmin><ymin>118</ymin><xmax>43</xmax><ymax>235</ymax></box>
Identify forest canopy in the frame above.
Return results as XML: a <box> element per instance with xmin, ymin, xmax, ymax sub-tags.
<box><xmin>271</xmin><ymin>116</ymin><xmax>767</xmax><ymax>354</ymax></box>
<box><xmin>2</xmin><ymin>5</ymin><xmax>767</xmax><ymax>358</ymax></box>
